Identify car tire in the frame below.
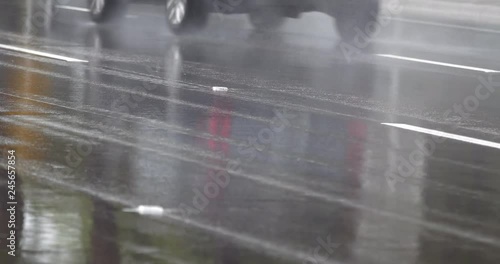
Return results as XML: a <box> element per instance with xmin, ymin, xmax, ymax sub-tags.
<box><xmin>88</xmin><ymin>0</ymin><xmax>129</xmax><ymax>23</ymax></box>
<box><xmin>166</xmin><ymin>0</ymin><xmax>208</xmax><ymax>34</ymax></box>
<box><xmin>248</xmin><ymin>9</ymin><xmax>285</xmax><ymax>31</ymax></box>
<box><xmin>334</xmin><ymin>0</ymin><xmax>379</xmax><ymax>43</ymax></box>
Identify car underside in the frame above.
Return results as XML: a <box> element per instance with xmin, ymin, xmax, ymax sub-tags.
<box><xmin>206</xmin><ymin>0</ymin><xmax>318</xmax><ymax>15</ymax></box>
<box><xmin>85</xmin><ymin>0</ymin><xmax>380</xmax><ymax>43</ymax></box>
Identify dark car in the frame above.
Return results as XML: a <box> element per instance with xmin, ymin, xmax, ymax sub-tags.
<box><xmin>87</xmin><ymin>0</ymin><xmax>379</xmax><ymax>41</ymax></box>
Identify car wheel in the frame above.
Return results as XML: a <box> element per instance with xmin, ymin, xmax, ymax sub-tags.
<box><xmin>248</xmin><ymin>9</ymin><xmax>285</xmax><ymax>31</ymax></box>
<box><xmin>334</xmin><ymin>0</ymin><xmax>379</xmax><ymax>43</ymax></box>
<box><xmin>88</xmin><ymin>0</ymin><xmax>128</xmax><ymax>23</ymax></box>
<box><xmin>166</xmin><ymin>0</ymin><xmax>208</xmax><ymax>34</ymax></box>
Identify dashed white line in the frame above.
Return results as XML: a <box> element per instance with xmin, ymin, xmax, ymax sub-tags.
<box><xmin>0</xmin><ymin>44</ymin><xmax>87</xmax><ymax>63</ymax></box>
<box><xmin>382</xmin><ymin>123</ymin><xmax>500</xmax><ymax>150</ymax></box>
<box><xmin>56</xmin><ymin>5</ymin><xmax>90</xmax><ymax>12</ymax></box>
<box><xmin>376</xmin><ymin>54</ymin><xmax>499</xmax><ymax>73</ymax></box>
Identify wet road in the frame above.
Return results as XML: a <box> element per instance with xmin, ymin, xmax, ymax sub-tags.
<box><xmin>1</xmin><ymin>0</ymin><xmax>500</xmax><ymax>263</ymax></box>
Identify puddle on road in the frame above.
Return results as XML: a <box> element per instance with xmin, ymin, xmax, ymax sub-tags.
<box><xmin>0</xmin><ymin>172</ymin><xmax>293</xmax><ymax>264</ymax></box>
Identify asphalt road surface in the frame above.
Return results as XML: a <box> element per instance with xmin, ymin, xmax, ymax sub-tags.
<box><xmin>1</xmin><ymin>0</ymin><xmax>500</xmax><ymax>263</ymax></box>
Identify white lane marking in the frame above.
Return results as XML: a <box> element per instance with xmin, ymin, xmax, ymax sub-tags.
<box><xmin>212</xmin><ymin>86</ymin><xmax>228</xmax><ymax>92</ymax></box>
<box><xmin>56</xmin><ymin>5</ymin><xmax>90</xmax><ymax>12</ymax></box>
<box><xmin>382</xmin><ymin>123</ymin><xmax>500</xmax><ymax>150</ymax></box>
<box><xmin>0</xmin><ymin>44</ymin><xmax>87</xmax><ymax>62</ymax></box>
<box><xmin>123</xmin><ymin>205</ymin><xmax>167</xmax><ymax>215</ymax></box>
<box><xmin>376</xmin><ymin>54</ymin><xmax>499</xmax><ymax>73</ymax></box>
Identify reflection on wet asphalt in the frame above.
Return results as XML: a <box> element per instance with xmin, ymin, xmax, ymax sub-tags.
<box><xmin>1</xmin><ymin>0</ymin><xmax>500</xmax><ymax>263</ymax></box>
<box><xmin>1</xmin><ymin>169</ymin><xmax>295</xmax><ymax>264</ymax></box>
